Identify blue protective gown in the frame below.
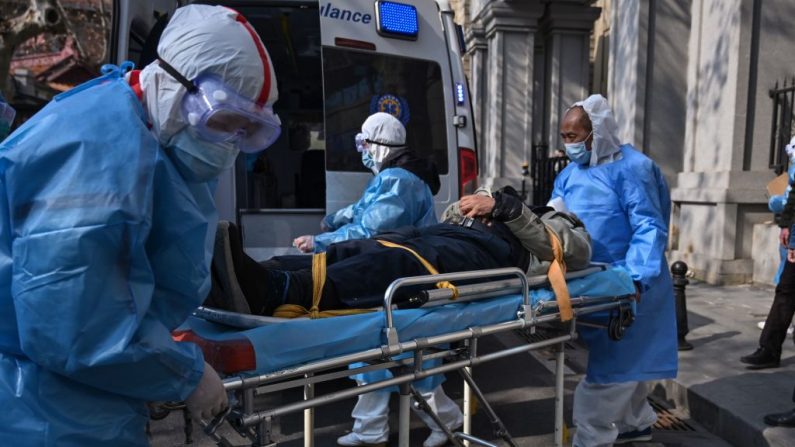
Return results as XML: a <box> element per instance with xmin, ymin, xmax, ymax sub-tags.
<box><xmin>315</xmin><ymin>168</ymin><xmax>437</xmax><ymax>252</ymax></box>
<box><xmin>0</xmin><ymin>69</ymin><xmax>214</xmax><ymax>445</ymax></box>
<box><xmin>552</xmin><ymin>145</ymin><xmax>678</xmax><ymax>383</ymax></box>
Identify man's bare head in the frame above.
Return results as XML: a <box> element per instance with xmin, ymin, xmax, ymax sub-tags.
<box><xmin>560</xmin><ymin>106</ymin><xmax>593</xmax><ymax>150</ymax></box>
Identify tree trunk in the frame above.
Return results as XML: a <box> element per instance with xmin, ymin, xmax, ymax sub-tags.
<box><xmin>0</xmin><ymin>0</ymin><xmax>68</xmax><ymax>98</ymax></box>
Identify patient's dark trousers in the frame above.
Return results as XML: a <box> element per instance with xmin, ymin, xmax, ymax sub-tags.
<box><xmin>254</xmin><ymin>224</ymin><xmax>524</xmax><ymax>313</ymax></box>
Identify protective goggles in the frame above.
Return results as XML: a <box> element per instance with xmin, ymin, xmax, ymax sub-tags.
<box><xmin>159</xmin><ymin>58</ymin><xmax>281</xmax><ymax>153</ymax></box>
<box><xmin>354</xmin><ymin>131</ymin><xmax>405</xmax><ymax>152</ymax></box>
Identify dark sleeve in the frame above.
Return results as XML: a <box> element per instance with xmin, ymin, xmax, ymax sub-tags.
<box><xmin>491</xmin><ymin>187</ymin><xmax>525</xmax><ymax>222</ymax></box>
<box><xmin>780</xmin><ymin>187</ymin><xmax>795</xmax><ymax>228</ymax></box>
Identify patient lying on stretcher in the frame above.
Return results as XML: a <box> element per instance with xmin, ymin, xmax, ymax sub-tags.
<box><xmin>204</xmin><ymin>187</ymin><xmax>592</xmax><ymax>316</ymax></box>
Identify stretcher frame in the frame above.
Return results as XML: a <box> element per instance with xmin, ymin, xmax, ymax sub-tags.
<box><xmin>199</xmin><ymin>265</ymin><xmax>635</xmax><ymax>447</ymax></box>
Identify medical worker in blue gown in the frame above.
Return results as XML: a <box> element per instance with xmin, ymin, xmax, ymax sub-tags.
<box><xmin>293</xmin><ymin>113</ymin><xmax>460</xmax><ymax>447</ymax></box>
<box><xmin>551</xmin><ymin>95</ymin><xmax>677</xmax><ymax>447</ymax></box>
<box><xmin>0</xmin><ymin>5</ymin><xmax>281</xmax><ymax>445</ymax></box>
<box><xmin>292</xmin><ymin>112</ymin><xmax>440</xmax><ymax>253</ymax></box>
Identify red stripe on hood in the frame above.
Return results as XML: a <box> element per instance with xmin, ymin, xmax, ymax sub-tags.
<box><xmin>233</xmin><ymin>12</ymin><xmax>272</xmax><ymax>108</ymax></box>
<box><xmin>128</xmin><ymin>69</ymin><xmax>143</xmax><ymax>100</ymax></box>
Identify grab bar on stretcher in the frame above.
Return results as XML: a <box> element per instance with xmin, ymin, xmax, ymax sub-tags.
<box><xmin>415</xmin><ymin>264</ymin><xmax>607</xmax><ymax>307</ymax></box>
<box><xmin>382</xmin><ymin>267</ymin><xmax>530</xmax><ymax>352</ymax></box>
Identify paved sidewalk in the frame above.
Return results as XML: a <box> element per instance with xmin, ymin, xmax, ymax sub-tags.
<box><xmin>659</xmin><ymin>280</ymin><xmax>795</xmax><ymax>447</ymax></box>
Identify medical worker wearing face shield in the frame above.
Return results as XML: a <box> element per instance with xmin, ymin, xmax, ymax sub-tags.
<box><xmin>293</xmin><ymin>112</ymin><xmax>440</xmax><ymax>253</ymax></box>
<box><xmin>0</xmin><ymin>5</ymin><xmax>280</xmax><ymax>446</ymax></box>
<box><xmin>552</xmin><ymin>95</ymin><xmax>677</xmax><ymax>446</ymax></box>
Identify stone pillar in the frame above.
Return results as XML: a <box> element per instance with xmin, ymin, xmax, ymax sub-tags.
<box><xmin>607</xmin><ymin>0</ymin><xmax>649</xmax><ymax>148</ymax></box>
<box><xmin>606</xmin><ymin>0</ymin><xmax>691</xmax><ymax>182</ymax></box>
<box><xmin>670</xmin><ymin>0</ymin><xmax>770</xmax><ymax>284</ymax></box>
<box><xmin>540</xmin><ymin>2</ymin><xmax>602</xmax><ymax>152</ymax></box>
<box><xmin>465</xmin><ymin>24</ymin><xmax>488</xmax><ymax>167</ymax></box>
<box><xmin>472</xmin><ymin>0</ymin><xmax>544</xmax><ymax>189</ymax></box>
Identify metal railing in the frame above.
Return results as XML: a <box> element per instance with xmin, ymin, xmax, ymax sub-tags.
<box><xmin>531</xmin><ymin>144</ymin><xmax>569</xmax><ymax>205</ymax></box>
<box><xmin>769</xmin><ymin>77</ymin><xmax>795</xmax><ymax>174</ymax></box>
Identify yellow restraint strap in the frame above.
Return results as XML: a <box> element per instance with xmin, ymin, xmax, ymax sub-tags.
<box><xmin>272</xmin><ymin>252</ymin><xmax>375</xmax><ymax>319</ymax></box>
<box><xmin>545</xmin><ymin>226</ymin><xmax>573</xmax><ymax>322</ymax></box>
<box><xmin>376</xmin><ymin>240</ymin><xmax>459</xmax><ymax>299</ymax></box>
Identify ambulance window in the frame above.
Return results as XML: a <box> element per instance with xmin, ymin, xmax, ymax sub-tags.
<box><xmin>322</xmin><ymin>47</ymin><xmax>448</xmax><ymax>174</ymax></box>
<box><xmin>214</xmin><ymin>3</ymin><xmax>325</xmax><ymax>210</ymax></box>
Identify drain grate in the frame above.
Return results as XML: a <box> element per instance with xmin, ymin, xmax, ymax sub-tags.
<box><xmin>649</xmin><ymin>397</ymin><xmax>696</xmax><ymax>432</ymax></box>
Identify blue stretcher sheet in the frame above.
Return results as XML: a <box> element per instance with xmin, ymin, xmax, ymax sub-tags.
<box><xmin>183</xmin><ymin>266</ymin><xmax>634</xmax><ymax>375</ymax></box>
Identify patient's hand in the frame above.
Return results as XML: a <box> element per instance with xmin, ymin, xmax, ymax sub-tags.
<box><xmin>459</xmin><ymin>195</ymin><xmax>495</xmax><ymax>218</ymax></box>
<box><xmin>293</xmin><ymin>235</ymin><xmax>314</xmax><ymax>253</ymax></box>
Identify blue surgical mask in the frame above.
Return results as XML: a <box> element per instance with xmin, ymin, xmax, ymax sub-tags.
<box><xmin>361</xmin><ymin>150</ymin><xmax>378</xmax><ymax>174</ymax></box>
<box><xmin>166</xmin><ymin>129</ymin><xmax>239</xmax><ymax>182</ymax></box>
<box><xmin>564</xmin><ymin>131</ymin><xmax>593</xmax><ymax>165</ymax></box>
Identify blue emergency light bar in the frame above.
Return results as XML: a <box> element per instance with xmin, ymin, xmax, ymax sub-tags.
<box><xmin>375</xmin><ymin>1</ymin><xmax>419</xmax><ymax>40</ymax></box>
<box><xmin>455</xmin><ymin>83</ymin><xmax>466</xmax><ymax>105</ymax></box>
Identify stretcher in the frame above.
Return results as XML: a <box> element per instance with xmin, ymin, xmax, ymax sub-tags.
<box><xmin>174</xmin><ymin>264</ymin><xmax>636</xmax><ymax>447</ymax></box>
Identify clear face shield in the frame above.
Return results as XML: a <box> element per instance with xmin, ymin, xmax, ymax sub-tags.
<box><xmin>159</xmin><ymin>58</ymin><xmax>282</xmax><ymax>153</ymax></box>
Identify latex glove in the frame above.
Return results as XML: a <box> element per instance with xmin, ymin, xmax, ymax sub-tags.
<box><xmin>293</xmin><ymin>235</ymin><xmax>314</xmax><ymax>253</ymax></box>
<box><xmin>781</xmin><ymin>227</ymin><xmax>790</xmax><ymax>248</ymax></box>
<box><xmin>186</xmin><ymin>362</ymin><xmax>228</xmax><ymax>421</ymax></box>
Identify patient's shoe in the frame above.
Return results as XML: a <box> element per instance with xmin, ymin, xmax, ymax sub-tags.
<box><xmin>336</xmin><ymin>432</ymin><xmax>387</xmax><ymax>447</ymax></box>
<box><xmin>211</xmin><ymin>221</ymin><xmax>251</xmax><ymax>313</ymax></box>
<box><xmin>740</xmin><ymin>347</ymin><xmax>780</xmax><ymax>369</ymax></box>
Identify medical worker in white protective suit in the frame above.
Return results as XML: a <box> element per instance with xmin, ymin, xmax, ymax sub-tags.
<box><xmin>0</xmin><ymin>5</ymin><xmax>280</xmax><ymax>445</ymax></box>
<box><xmin>293</xmin><ymin>112</ymin><xmax>440</xmax><ymax>253</ymax></box>
<box><xmin>551</xmin><ymin>95</ymin><xmax>677</xmax><ymax>446</ymax></box>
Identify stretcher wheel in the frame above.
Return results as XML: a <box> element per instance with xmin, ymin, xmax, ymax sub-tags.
<box><xmin>607</xmin><ymin>306</ymin><xmax>634</xmax><ymax>341</ymax></box>
<box><xmin>608</xmin><ymin>316</ymin><xmax>624</xmax><ymax>341</ymax></box>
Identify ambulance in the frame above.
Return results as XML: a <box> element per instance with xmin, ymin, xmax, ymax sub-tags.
<box><xmin>112</xmin><ymin>0</ymin><xmax>477</xmax><ymax>256</ymax></box>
